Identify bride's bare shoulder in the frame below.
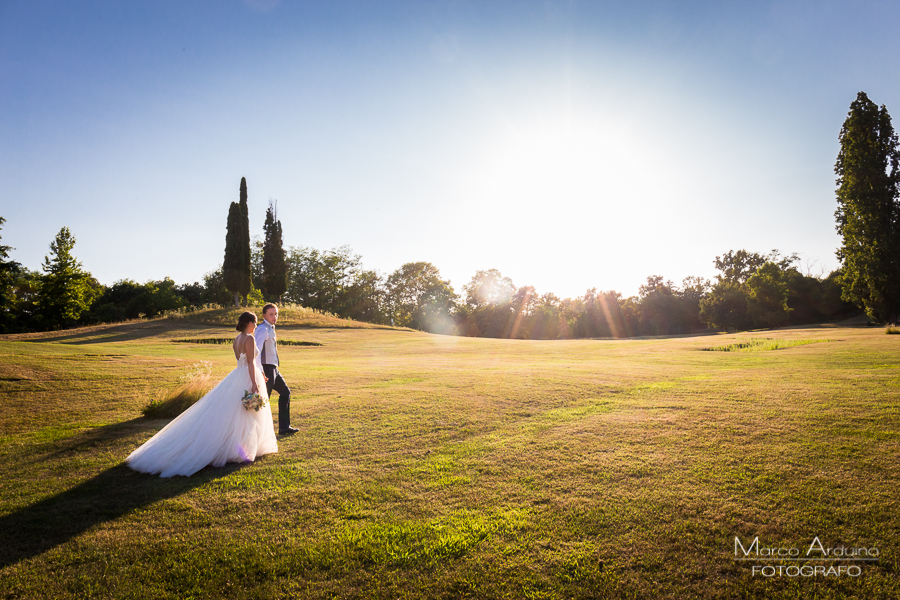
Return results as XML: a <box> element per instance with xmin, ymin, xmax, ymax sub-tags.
<box><xmin>242</xmin><ymin>333</ymin><xmax>256</xmax><ymax>350</ymax></box>
<box><xmin>233</xmin><ymin>334</ymin><xmax>248</xmax><ymax>355</ymax></box>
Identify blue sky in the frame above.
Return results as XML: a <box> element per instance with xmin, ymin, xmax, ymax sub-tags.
<box><xmin>2</xmin><ymin>0</ymin><xmax>899</xmax><ymax>299</ymax></box>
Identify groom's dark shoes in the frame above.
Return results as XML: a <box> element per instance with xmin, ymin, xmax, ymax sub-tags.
<box><xmin>279</xmin><ymin>426</ymin><xmax>299</xmax><ymax>435</ymax></box>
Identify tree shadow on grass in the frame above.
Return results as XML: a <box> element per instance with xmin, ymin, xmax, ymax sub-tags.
<box><xmin>0</xmin><ymin>458</ymin><xmax>249</xmax><ymax>569</ymax></box>
<box><xmin>19</xmin><ymin>321</ymin><xmax>204</xmax><ymax>345</ymax></box>
<box><xmin>22</xmin><ymin>417</ymin><xmax>165</xmax><ymax>465</ymax></box>
<box><xmin>3</xmin><ymin>320</ymin><xmax>227</xmax><ymax>346</ymax></box>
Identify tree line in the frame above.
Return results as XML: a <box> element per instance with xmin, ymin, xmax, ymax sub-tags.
<box><xmin>1</xmin><ymin>91</ymin><xmax>896</xmax><ymax>335</ymax></box>
<box><xmin>0</xmin><ymin>219</ymin><xmax>859</xmax><ymax>336</ymax></box>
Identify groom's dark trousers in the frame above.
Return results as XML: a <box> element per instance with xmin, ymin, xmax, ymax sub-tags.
<box><xmin>262</xmin><ymin>364</ymin><xmax>291</xmax><ymax>431</ymax></box>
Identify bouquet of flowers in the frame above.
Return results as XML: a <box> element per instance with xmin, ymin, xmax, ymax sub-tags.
<box><xmin>241</xmin><ymin>390</ymin><xmax>268</xmax><ymax>412</ymax></box>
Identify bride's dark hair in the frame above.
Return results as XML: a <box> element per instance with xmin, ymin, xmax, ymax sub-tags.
<box><xmin>236</xmin><ymin>311</ymin><xmax>258</xmax><ymax>332</ymax></box>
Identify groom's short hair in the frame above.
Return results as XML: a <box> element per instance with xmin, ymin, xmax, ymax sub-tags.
<box><xmin>262</xmin><ymin>303</ymin><xmax>277</xmax><ymax>315</ymax></box>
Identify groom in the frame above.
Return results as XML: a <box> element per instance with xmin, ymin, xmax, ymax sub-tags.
<box><xmin>254</xmin><ymin>303</ymin><xmax>298</xmax><ymax>435</ymax></box>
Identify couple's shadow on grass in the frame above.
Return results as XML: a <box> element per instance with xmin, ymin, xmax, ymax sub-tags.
<box><xmin>0</xmin><ymin>424</ymin><xmax>250</xmax><ymax>569</ymax></box>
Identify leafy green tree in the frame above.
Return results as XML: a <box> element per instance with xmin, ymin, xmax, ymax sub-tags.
<box><xmin>283</xmin><ymin>245</ymin><xmax>386</xmax><ymax>322</ymax></box>
<box><xmin>341</xmin><ymin>269</ymin><xmax>387</xmax><ymax>324</ymax></box>
<box><xmin>176</xmin><ymin>281</ymin><xmax>206</xmax><ymax>308</ymax></box>
<box><xmin>714</xmin><ymin>250</ymin><xmax>797</xmax><ymax>284</ymax></box>
<box><xmin>679</xmin><ymin>276</ymin><xmax>711</xmax><ymax>331</ymax></box>
<box><xmin>574</xmin><ymin>288</ymin><xmax>627</xmax><ymax>338</ymax></box>
<box><xmin>0</xmin><ymin>217</ymin><xmax>23</xmax><ymax>332</ymax></box>
<box><xmin>285</xmin><ymin>246</ymin><xmax>324</xmax><ymax>309</ymax></box>
<box><xmin>462</xmin><ymin>269</ymin><xmax>516</xmax><ymax>337</ymax></box>
<box><xmin>250</xmin><ymin>235</ymin><xmax>264</xmax><ymax>292</ymax></box>
<box><xmin>835</xmin><ymin>91</ymin><xmax>900</xmax><ymax>323</ymax></box>
<box><xmin>7</xmin><ymin>268</ymin><xmax>41</xmax><ymax>331</ymax></box>
<box><xmin>0</xmin><ymin>217</ymin><xmax>17</xmax><ymax>270</ymax></box>
<box><xmin>713</xmin><ymin>250</ymin><xmax>766</xmax><ymax>284</ymax></box>
<box><xmin>633</xmin><ymin>276</ymin><xmax>710</xmax><ymax>336</ymax></box>
<box><xmin>203</xmin><ymin>268</ymin><xmax>234</xmax><ymax>307</ymax></box>
<box><xmin>816</xmin><ymin>269</ymin><xmax>856</xmax><ymax>321</ymax></box>
<box><xmin>529</xmin><ymin>292</ymin><xmax>564</xmax><ymax>340</ymax></box>
<box><xmin>35</xmin><ymin>227</ymin><xmax>96</xmax><ymax>329</ymax></box>
<box><xmin>464</xmin><ymin>269</ymin><xmax>515</xmax><ymax>308</ymax></box>
<box><xmin>618</xmin><ymin>296</ymin><xmax>642</xmax><ymax>337</ymax></box>
<box><xmin>746</xmin><ymin>262</ymin><xmax>792</xmax><ymax>328</ymax></box>
<box><xmin>779</xmin><ymin>265</ymin><xmax>855</xmax><ymax>326</ymax></box>
<box><xmin>781</xmin><ymin>268</ymin><xmax>822</xmax><ymax>325</ymax></box>
<box><xmin>637</xmin><ymin>275</ymin><xmax>682</xmax><ymax>335</ymax></box>
<box><xmin>385</xmin><ymin>262</ymin><xmax>457</xmax><ymax>332</ymax></box>
<box><xmin>247</xmin><ymin>284</ymin><xmax>265</xmax><ymax>307</ymax></box>
<box><xmin>262</xmin><ymin>200</ymin><xmax>287</xmax><ymax>301</ymax></box>
<box><xmin>699</xmin><ymin>281</ymin><xmax>750</xmax><ymax>332</ymax></box>
<box><xmin>701</xmin><ymin>249</ymin><xmax>800</xmax><ymax>331</ymax></box>
<box><xmin>286</xmin><ymin>245</ymin><xmax>359</xmax><ymax>312</ymax></box>
<box><xmin>506</xmin><ymin>285</ymin><xmax>538</xmax><ymax>338</ymax></box>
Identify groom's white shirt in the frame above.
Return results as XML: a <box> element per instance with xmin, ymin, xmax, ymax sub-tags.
<box><xmin>254</xmin><ymin>320</ymin><xmax>279</xmax><ymax>366</ymax></box>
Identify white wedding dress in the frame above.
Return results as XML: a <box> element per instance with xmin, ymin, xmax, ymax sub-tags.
<box><xmin>127</xmin><ymin>343</ymin><xmax>278</xmax><ymax>477</ymax></box>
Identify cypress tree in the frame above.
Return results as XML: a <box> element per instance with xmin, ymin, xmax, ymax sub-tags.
<box><xmin>262</xmin><ymin>200</ymin><xmax>287</xmax><ymax>301</ymax></box>
<box><xmin>223</xmin><ymin>202</ymin><xmax>244</xmax><ymax>307</ymax></box>
<box><xmin>835</xmin><ymin>92</ymin><xmax>900</xmax><ymax>323</ymax></box>
<box><xmin>239</xmin><ymin>177</ymin><xmax>252</xmax><ymax>303</ymax></box>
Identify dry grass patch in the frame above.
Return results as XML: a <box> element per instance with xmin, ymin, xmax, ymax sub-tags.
<box><xmin>142</xmin><ymin>361</ymin><xmax>214</xmax><ymax>418</ymax></box>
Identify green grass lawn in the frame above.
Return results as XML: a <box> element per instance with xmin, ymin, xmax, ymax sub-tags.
<box><xmin>0</xmin><ymin>314</ymin><xmax>897</xmax><ymax>599</ymax></box>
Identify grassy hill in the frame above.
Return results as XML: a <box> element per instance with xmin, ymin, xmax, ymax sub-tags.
<box><xmin>0</xmin><ymin>316</ymin><xmax>897</xmax><ymax>598</ymax></box>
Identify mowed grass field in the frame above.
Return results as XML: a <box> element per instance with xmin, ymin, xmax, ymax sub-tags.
<box><xmin>0</xmin><ymin>311</ymin><xmax>897</xmax><ymax>599</ymax></box>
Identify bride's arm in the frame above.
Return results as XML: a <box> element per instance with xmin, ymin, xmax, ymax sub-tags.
<box><xmin>244</xmin><ymin>335</ymin><xmax>259</xmax><ymax>394</ymax></box>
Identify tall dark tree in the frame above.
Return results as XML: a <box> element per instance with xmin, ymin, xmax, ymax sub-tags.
<box><xmin>223</xmin><ymin>179</ymin><xmax>253</xmax><ymax>307</ymax></box>
<box><xmin>239</xmin><ymin>177</ymin><xmax>252</xmax><ymax>303</ymax></box>
<box><xmin>223</xmin><ymin>201</ymin><xmax>244</xmax><ymax>307</ymax></box>
<box><xmin>835</xmin><ymin>92</ymin><xmax>900</xmax><ymax>323</ymax></box>
<box><xmin>262</xmin><ymin>200</ymin><xmax>287</xmax><ymax>301</ymax></box>
<box><xmin>35</xmin><ymin>227</ymin><xmax>95</xmax><ymax>329</ymax></box>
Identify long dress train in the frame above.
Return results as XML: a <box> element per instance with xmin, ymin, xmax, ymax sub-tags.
<box><xmin>127</xmin><ymin>346</ymin><xmax>278</xmax><ymax>477</ymax></box>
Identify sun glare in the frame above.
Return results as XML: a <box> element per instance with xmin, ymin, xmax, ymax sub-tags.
<box><xmin>472</xmin><ymin>110</ymin><xmax>664</xmax><ymax>215</ymax></box>
<box><xmin>447</xmin><ymin>102</ymin><xmax>703</xmax><ymax>297</ymax></box>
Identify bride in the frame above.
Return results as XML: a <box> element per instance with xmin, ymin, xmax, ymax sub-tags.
<box><xmin>127</xmin><ymin>311</ymin><xmax>278</xmax><ymax>477</ymax></box>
